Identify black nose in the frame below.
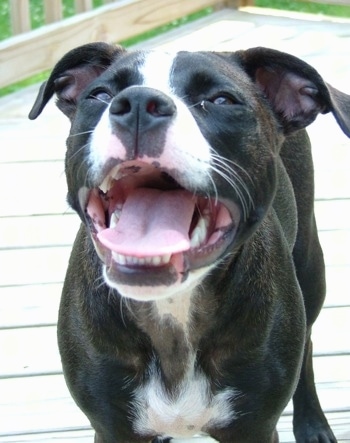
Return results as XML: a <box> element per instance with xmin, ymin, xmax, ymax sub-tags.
<box><xmin>108</xmin><ymin>86</ymin><xmax>177</xmax><ymax>159</ymax></box>
<box><xmin>110</xmin><ymin>86</ymin><xmax>176</xmax><ymax>132</ymax></box>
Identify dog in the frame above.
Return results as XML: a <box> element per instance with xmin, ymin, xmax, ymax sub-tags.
<box><xmin>29</xmin><ymin>43</ymin><xmax>350</xmax><ymax>442</ymax></box>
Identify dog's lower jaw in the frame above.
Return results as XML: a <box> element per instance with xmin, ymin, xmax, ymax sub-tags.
<box><xmin>81</xmin><ymin>162</ymin><xmax>241</xmax><ymax>297</ymax></box>
<box><xmin>102</xmin><ymin>260</ymin><xmax>213</xmax><ymax>301</ymax></box>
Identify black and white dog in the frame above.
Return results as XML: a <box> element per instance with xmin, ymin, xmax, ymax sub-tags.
<box><xmin>29</xmin><ymin>43</ymin><xmax>350</xmax><ymax>442</ymax></box>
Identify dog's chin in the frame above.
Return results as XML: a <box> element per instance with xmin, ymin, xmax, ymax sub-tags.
<box><xmin>91</xmin><ymin>227</ymin><xmax>237</xmax><ymax>301</ymax></box>
<box><xmin>79</xmin><ymin>161</ymin><xmax>241</xmax><ymax>301</ymax></box>
<box><xmin>101</xmin><ymin>258</ymin><xmax>213</xmax><ymax>301</ymax></box>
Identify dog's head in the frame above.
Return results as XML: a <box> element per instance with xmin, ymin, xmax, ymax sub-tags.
<box><xmin>30</xmin><ymin>43</ymin><xmax>350</xmax><ymax>300</ymax></box>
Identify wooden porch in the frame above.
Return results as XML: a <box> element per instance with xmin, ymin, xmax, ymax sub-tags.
<box><xmin>0</xmin><ymin>2</ymin><xmax>349</xmax><ymax>442</ymax></box>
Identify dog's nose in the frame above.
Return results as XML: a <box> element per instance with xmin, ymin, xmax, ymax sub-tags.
<box><xmin>109</xmin><ymin>86</ymin><xmax>176</xmax><ymax>133</ymax></box>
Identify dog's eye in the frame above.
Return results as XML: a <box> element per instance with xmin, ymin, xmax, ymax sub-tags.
<box><xmin>211</xmin><ymin>95</ymin><xmax>237</xmax><ymax>106</ymax></box>
<box><xmin>89</xmin><ymin>90</ymin><xmax>113</xmax><ymax>103</ymax></box>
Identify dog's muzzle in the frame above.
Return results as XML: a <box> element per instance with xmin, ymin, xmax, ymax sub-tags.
<box><xmin>79</xmin><ymin>160</ymin><xmax>240</xmax><ymax>290</ymax></box>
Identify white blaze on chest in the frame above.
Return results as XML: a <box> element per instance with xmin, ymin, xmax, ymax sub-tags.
<box><xmin>132</xmin><ymin>359</ymin><xmax>236</xmax><ymax>439</ymax></box>
<box><xmin>131</xmin><ymin>285</ymin><xmax>237</xmax><ymax>438</ymax></box>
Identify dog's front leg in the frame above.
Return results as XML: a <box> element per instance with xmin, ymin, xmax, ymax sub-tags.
<box><xmin>292</xmin><ymin>334</ymin><xmax>337</xmax><ymax>443</ymax></box>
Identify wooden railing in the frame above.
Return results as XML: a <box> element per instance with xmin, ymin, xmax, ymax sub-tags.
<box><xmin>6</xmin><ymin>0</ymin><xmax>350</xmax><ymax>37</ymax></box>
<box><xmin>0</xmin><ymin>0</ymin><xmax>247</xmax><ymax>89</ymax></box>
<box><xmin>9</xmin><ymin>0</ymin><xmax>116</xmax><ymax>35</ymax></box>
<box><xmin>2</xmin><ymin>0</ymin><xmax>348</xmax><ymax>90</ymax></box>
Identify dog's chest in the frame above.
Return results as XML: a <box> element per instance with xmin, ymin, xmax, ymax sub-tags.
<box><xmin>132</xmin><ymin>362</ymin><xmax>235</xmax><ymax>438</ymax></box>
<box><xmin>131</xmin><ymin>294</ymin><xmax>237</xmax><ymax>438</ymax></box>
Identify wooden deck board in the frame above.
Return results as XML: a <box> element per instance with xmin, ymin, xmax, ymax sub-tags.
<box><xmin>0</xmin><ymin>6</ymin><xmax>349</xmax><ymax>442</ymax></box>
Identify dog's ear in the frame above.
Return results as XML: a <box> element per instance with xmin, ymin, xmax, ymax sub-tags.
<box><xmin>29</xmin><ymin>42</ymin><xmax>124</xmax><ymax>120</ymax></box>
<box><xmin>236</xmin><ymin>47</ymin><xmax>350</xmax><ymax>136</ymax></box>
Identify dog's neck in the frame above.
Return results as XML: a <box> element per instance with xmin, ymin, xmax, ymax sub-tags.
<box><xmin>127</xmin><ymin>287</ymin><xmax>217</xmax><ymax>391</ymax></box>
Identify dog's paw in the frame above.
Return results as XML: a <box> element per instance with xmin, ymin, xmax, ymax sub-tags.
<box><xmin>294</xmin><ymin>422</ymin><xmax>337</xmax><ymax>443</ymax></box>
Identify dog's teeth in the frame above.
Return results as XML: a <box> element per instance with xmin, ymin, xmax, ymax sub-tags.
<box><xmin>112</xmin><ymin>252</ymin><xmax>171</xmax><ymax>267</ymax></box>
<box><xmin>112</xmin><ymin>252</ymin><xmax>127</xmax><ymax>266</ymax></box>
<box><xmin>110</xmin><ymin>212</ymin><xmax>119</xmax><ymax>229</ymax></box>
<box><xmin>190</xmin><ymin>216</ymin><xmax>209</xmax><ymax>248</ymax></box>
<box><xmin>99</xmin><ymin>177</ymin><xmax>113</xmax><ymax>194</ymax></box>
<box><xmin>110</xmin><ymin>206</ymin><xmax>122</xmax><ymax>228</ymax></box>
<box><xmin>153</xmin><ymin>256</ymin><xmax>164</xmax><ymax>266</ymax></box>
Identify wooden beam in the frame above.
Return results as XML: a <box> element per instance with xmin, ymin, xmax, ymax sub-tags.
<box><xmin>0</xmin><ymin>0</ymin><xmax>238</xmax><ymax>88</ymax></box>
<box><xmin>10</xmin><ymin>0</ymin><xmax>31</xmax><ymax>35</ymax></box>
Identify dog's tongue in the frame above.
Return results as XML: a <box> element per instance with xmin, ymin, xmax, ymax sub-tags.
<box><xmin>97</xmin><ymin>188</ymin><xmax>195</xmax><ymax>257</ymax></box>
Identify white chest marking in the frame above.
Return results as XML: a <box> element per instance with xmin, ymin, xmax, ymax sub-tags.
<box><xmin>132</xmin><ymin>360</ymin><xmax>237</xmax><ymax>439</ymax></box>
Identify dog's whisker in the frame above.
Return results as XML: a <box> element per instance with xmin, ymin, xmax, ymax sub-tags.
<box><xmin>210</xmin><ymin>151</ymin><xmax>254</xmax><ymax>188</ymax></box>
<box><xmin>66</xmin><ymin>142</ymin><xmax>90</xmax><ymax>162</ymax></box>
<box><xmin>210</xmin><ymin>151</ymin><xmax>253</xmax><ymax>178</ymax></box>
<box><xmin>91</xmin><ymin>96</ymin><xmax>112</xmax><ymax>106</ymax></box>
<box><xmin>70</xmin><ymin>155</ymin><xmax>93</xmax><ymax>189</ymax></box>
<box><xmin>119</xmin><ymin>295</ymin><xmax>132</xmax><ymax>329</ymax></box>
<box><xmin>205</xmin><ymin>170</ymin><xmax>219</xmax><ymax>205</ymax></box>
<box><xmin>209</xmin><ymin>152</ymin><xmax>255</xmax><ymax>219</ymax></box>
<box><xmin>187</xmin><ymin>100</ymin><xmax>203</xmax><ymax>110</ymax></box>
<box><xmin>209</xmin><ymin>163</ymin><xmax>250</xmax><ymax>220</ymax></box>
<box><xmin>214</xmin><ymin>164</ymin><xmax>255</xmax><ymax>212</ymax></box>
<box><xmin>67</xmin><ymin>130</ymin><xmax>94</xmax><ymax>139</ymax></box>
<box><xmin>93</xmin><ymin>275</ymin><xmax>106</xmax><ymax>291</ymax></box>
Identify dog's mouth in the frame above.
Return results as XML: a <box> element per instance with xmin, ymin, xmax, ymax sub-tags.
<box><xmin>80</xmin><ymin>161</ymin><xmax>240</xmax><ymax>291</ymax></box>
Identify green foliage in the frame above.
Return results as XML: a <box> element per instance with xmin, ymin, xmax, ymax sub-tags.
<box><xmin>255</xmin><ymin>0</ymin><xmax>350</xmax><ymax>17</ymax></box>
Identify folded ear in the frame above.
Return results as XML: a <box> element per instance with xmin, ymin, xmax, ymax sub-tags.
<box><xmin>236</xmin><ymin>47</ymin><xmax>350</xmax><ymax>136</ymax></box>
<box><xmin>28</xmin><ymin>42</ymin><xmax>124</xmax><ymax>120</ymax></box>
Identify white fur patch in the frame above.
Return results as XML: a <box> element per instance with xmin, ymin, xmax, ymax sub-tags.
<box><xmin>132</xmin><ymin>358</ymin><xmax>236</xmax><ymax>439</ymax></box>
<box><xmin>140</xmin><ymin>51</ymin><xmax>212</xmax><ymax>190</ymax></box>
<box><xmin>139</xmin><ymin>51</ymin><xmax>176</xmax><ymax>96</ymax></box>
<box><xmin>106</xmin><ymin>261</ymin><xmax>212</xmax><ymax>301</ymax></box>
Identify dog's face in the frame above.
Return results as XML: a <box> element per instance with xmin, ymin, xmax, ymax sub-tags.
<box><xmin>29</xmin><ymin>44</ymin><xmax>350</xmax><ymax>301</ymax></box>
<box><xmin>64</xmin><ymin>50</ymin><xmax>279</xmax><ymax>300</ymax></box>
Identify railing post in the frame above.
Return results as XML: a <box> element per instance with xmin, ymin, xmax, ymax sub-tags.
<box><xmin>10</xmin><ymin>0</ymin><xmax>31</xmax><ymax>35</ymax></box>
<box><xmin>75</xmin><ymin>0</ymin><xmax>94</xmax><ymax>13</ymax></box>
<box><xmin>43</xmin><ymin>0</ymin><xmax>63</xmax><ymax>23</ymax></box>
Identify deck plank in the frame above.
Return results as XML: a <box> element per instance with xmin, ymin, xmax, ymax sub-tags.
<box><xmin>0</xmin><ymin>5</ymin><xmax>349</xmax><ymax>443</ymax></box>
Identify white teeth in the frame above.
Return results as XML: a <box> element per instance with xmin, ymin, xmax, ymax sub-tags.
<box><xmin>109</xmin><ymin>205</ymin><xmax>122</xmax><ymax>228</ymax></box>
<box><xmin>113</xmin><ymin>252</ymin><xmax>127</xmax><ymax>266</ymax></box>
<box><xmin>110</xmin><ymin>212</ymin><xmax>119</xmax><ymax>229</ymax></box>
<box><xmin>99</xmin><ymin>176</ymin><xmax>113</xmax><ymax>194</ymax></box>
<box><xmin>99</xmin><ymin>165</ymin><xmax>121</xmax><ymax>193</ymax></box>
<box><xmin>112</xmin><ymin>252</ymin><xmax>171</xmax><ymax>267</ymax></box>
<box><xmin>190</xmin><ymin>214</ymin><xmax>210</xmax><ymax>248</ymax></box>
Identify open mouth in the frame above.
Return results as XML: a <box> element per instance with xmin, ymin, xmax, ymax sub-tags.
<box><xmin>81</xmin><ymin>161</ymin><xmax>240</xmax><ymax>287</ymax></box>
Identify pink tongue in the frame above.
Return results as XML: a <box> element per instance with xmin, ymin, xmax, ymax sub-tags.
<box><xmin>97</xmin><ymin>188</ymin><xmax>195</xmax><ymax>257</ymax></box>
